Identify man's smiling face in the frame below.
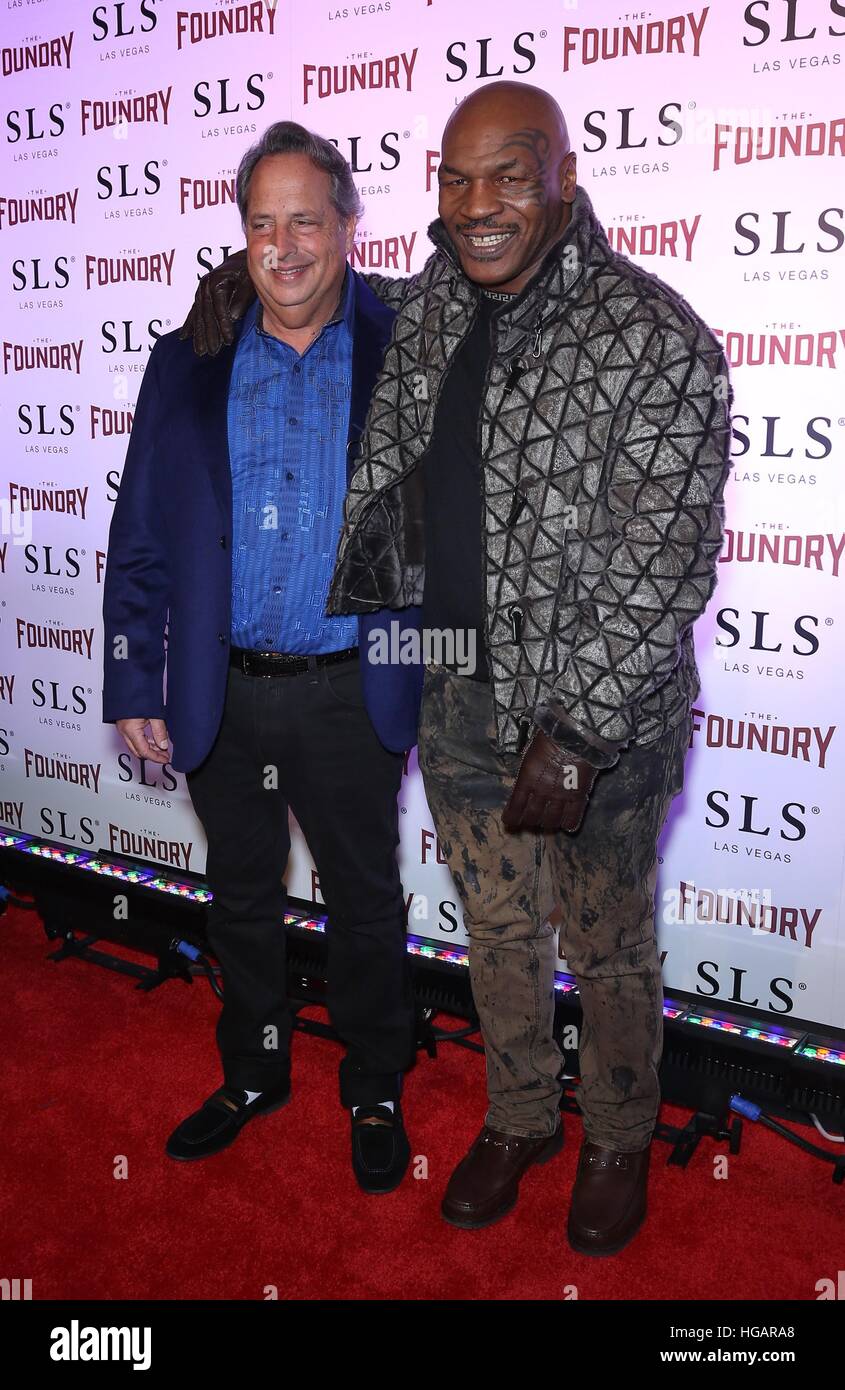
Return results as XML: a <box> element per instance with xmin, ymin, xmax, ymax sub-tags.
<box><xmin>244</xmin><ymin>151</ymin><xmax>355</xmax><ymax>335</ymax></box>
<box><xmin>437</xmin><ymin>100</ymin><xmax>576</xmax><ymax>295</ymax></box>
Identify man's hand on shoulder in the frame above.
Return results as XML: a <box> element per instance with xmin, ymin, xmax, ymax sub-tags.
<box><xmin>178</xmin><ymin>248</ymin><xmax>254</xmax><ymax>357</ymax></box>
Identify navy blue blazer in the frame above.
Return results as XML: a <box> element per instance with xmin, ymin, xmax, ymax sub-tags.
<box><xmin>102</xmin><ymin>269</ymin><xmax>423</xmax><ymax>773</ymax></box>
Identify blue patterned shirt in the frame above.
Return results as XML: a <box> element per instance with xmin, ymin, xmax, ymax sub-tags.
<box><xmin>227</xmin><ymin>267</ymin><xmax>358</xmax><ymax>653</ymax></box>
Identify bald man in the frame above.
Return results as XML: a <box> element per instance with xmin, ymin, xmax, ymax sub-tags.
<box><xmin>183</xmin><ymin>81</ymin><xmax>732</xmax><ymax>1256</ymax></box>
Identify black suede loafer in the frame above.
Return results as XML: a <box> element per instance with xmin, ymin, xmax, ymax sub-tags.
<box><xmin>165</xmin><ymin>1079</ymin><xmax>291</xmax><ymax>1161</ymax></box>
<box><xmin>351</xmin><ymin>1103</ymin><xmax>411</xmax><ymax>1194</ymax></box>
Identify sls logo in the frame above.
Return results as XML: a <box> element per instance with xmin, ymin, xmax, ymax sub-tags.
<box><xmin>50</xmin><ymin>1320</ymin><xmax>151</xmax><ymax>1370</ymax></box>
<box><xmin>582</xmin><ymin>103</ymin><xmax>684</xmax><ymax>152</ymax></box>
<box><xmin>743</xmin><ymin>0</ymin><xmax>845</xmax><ymax>48</ymax></box>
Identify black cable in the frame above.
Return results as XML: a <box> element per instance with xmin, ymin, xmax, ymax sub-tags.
<box><xmin>430</xmin><ymin>1022</ymin><xmax>481</xmax><ymax>1042</ymax></box>
<box><xmin>172</xmin><ymin>939</ymin><xmax>224</xmax><ymax>1001</ymax></box>
<box><xmin>0</xmin><ymin>883</ymin><xmax>39</xmax><ymax>911</ymax></box>
<box><xmin>731</xmin><ymin>1094</ymin><xmax>845</xmax><ymax>1179</ymax></box>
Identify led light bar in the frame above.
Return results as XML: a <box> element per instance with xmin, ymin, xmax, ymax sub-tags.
<box><xmin>25</xmin><ymin>843</ymin><xmax>88</xmax><ymax>866</ymax></box>
<box><xmin>145</xmin><ymin>876</ymin><xmax>212</xmax><ymax>904</ymax></box>
<box><xmin>745</xmin><ymin>1028</ymin><xmax>798</xmax><ymax>1049</ymax></box>
<box><xmin>685</xmin><ymin>1013</ymin><xmax>744</xmax><ymax>1035</ymax></box>
<box><xmin>797</xmin><ymin>1044</ymin><xmax>845</xmax><ymax>1067</ymax></box>
<box><xmin>0</xmin><ymin>832</ymin><xmax>28</xmax><ymax>848</ymax></box>
<box><xmin>2</xmin><ymin>825</ymin><xmax>845</xmax><ymax>1069</ymax></box>
<box><xmin>77</xmin><ymin>857</ymin><xmax>156</xmax><ymax>884</ymax></box>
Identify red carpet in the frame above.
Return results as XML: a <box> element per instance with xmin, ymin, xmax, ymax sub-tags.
<box><xmin>0</xmin><ymin>902</ymin><xmax>840</xmax><ymax>1302</ymax></box>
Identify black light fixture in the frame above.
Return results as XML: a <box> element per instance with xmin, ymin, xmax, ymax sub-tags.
<box><xmin>2</xmin><ymin>824</ymin><xmax>844</xmax><ymax>1174</ymax></box>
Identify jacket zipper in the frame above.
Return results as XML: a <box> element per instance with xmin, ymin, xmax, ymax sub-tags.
<box><xmin>501</xmin><ymin>308</ymin><xmax>544</xmax><ymax>753</ymax></box>
<box><xmin>485</xmin><ymin>303</ymin><xmax>544</xmax><ymax>755</ymax></box>
<box><xmin>477</xmin><ymin>303</ymin><xmax>493</xmax><ymax>686</ymax></box>
<box><xmin>338</xmin><ymin>278</ymin><xmax>468</xmax><ymax>564</ymax></box>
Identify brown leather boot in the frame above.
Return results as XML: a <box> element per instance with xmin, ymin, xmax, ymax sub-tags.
<box><xmin>567</xmin><ymin>1140</ymin><xmax>651</xmax><ymax>1256</ymax></box>
<box><xmin>441</xmin><ymin>1122</ymin><xmax>564</xmax><ymax>1229</ymax></box>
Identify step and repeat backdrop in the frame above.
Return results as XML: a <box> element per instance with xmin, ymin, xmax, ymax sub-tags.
<box><xmin>1</xmin><ymin>0</ymin><xmax>843</xmax><ymax>1027</ymax></box>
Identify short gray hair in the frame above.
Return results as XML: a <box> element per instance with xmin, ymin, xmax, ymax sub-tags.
<box><xmin>235</xmin><ymin>121</ymin><xmax>364</xmax><ymax>226</ymax></box>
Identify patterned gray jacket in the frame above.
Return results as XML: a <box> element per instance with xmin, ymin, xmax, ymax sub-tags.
<box><xmin>327</xmin><ymin>184</ymin><xmax>733</xmax><ymax>768</ymax></box>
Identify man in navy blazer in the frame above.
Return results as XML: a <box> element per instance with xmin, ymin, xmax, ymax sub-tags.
<box><xmin>102</xmin><ymin>122</ymin><xmax>420</xmax><ymax>1192</ymax></box>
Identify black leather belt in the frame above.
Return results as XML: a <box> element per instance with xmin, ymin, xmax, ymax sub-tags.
<box><xmin>229</xmin><ymin>645</ymin><xmax>358</xmax><ymax>677</ymax></box>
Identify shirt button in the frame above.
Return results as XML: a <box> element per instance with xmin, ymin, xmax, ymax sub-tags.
<box><xmin>288</xmin><ymin>417</ymin><xmax>298</xmax><ymax>426</ymax></box>
<box><xmin>292</xmin><ymin>364</ymin><xmax>302</xmax><ymax>374</ymax></box>
<box><xmin>286</xmin><ymin>471</ymin><xmax>294</xmax><ymax>481</ymax></box>
<box><xmin>273</xmin><ymin>586</ymin><xmax>281</xmax><ymax>594</ymax></box>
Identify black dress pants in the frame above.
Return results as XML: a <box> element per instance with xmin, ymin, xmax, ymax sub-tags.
<box><xmin>185</xmin><ymin>654</ymin><xmax>414</xmax><ymax>1107</ymax></box>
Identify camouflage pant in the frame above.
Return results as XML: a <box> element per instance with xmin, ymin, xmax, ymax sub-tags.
<box><xmin>417</xmin><ymin>664</ymin><xmax>692</xmax><ymax>1149</ymax></box>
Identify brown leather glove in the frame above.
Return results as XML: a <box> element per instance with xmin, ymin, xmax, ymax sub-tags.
<box><xmin>502</xmin><ymin>729</ymin><xmax>598</xmax><ymax>833</ymax></box>
<box><xmin>178</xmin><ymin>247</ymin><xmax>254</xmax><ymax>357</ymax></box>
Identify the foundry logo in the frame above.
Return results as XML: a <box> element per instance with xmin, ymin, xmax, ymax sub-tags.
<box><xmin>0</xmin><ymin>188</ymin><xmax>78</xmax><ymax>231</ymax></box>
<box><xmin>180</xmin><ymin>174</ymin><xmax>236</xmax><ymax>214</ymax></box>
<box><xmin>9</xmin><ymin>483</ymin><xmax>89</xmax><ymax>522</ymax></box>
<box><xmin>350</xmin><ymin>230</ymin><xmax>417</xmax><ymax>274</ymax></box>
<box><xmin>85</xmin><ymin>249</ymin><xmax>175</xmax><ymax>289</ymax></box>
<box><xmin>715</xmin><ymin>608</ymin><xmax>822</xmax><ymax>656</ymax></box>
<box><xmin>605</xmin><ymin>212</ymin><xmax>700</xmax><ymax>260</ymax></box>
<box><xmin>80</xmin><ymin>87</ymin><xmax>172</xmax><ymax>136</ymax></box>
<box><xmin>718</xmin><ymin>528</ymin><xmax>844</xmax><ymax>576</ymax></box>
<box><xmin>23</xmin><ymin>750</ymin><xmax>101</xmax><ymax>795</ymax></box>
<box><xmin>714</xmin><ymin>118</ymin><xmax>845</xmax><ymax>171</ymax></box>
<box><xmin>176</xmin><ymin>1</ymin><xmax>278</xmax><ymax>50</ymax></box>
<box><xmin>193</xmin><ymin>72</ymin><xmax>266</xmax><ymax>118</ymax></box>
<box><xmin>582</xmin><ymin>102</ymin><xmax>684</xmax><ymax>153</ymax></box>
<box><xmin>714</xmin><ymin>327</ymin><xmax>845</xmax><ymax>369</ymax></box>
<box><xmin>106</xmin><ymin>821</ymin><xmax>194</xmax><ymax>871</ymax></box>
<box><xmin>690</xmin><ymin>707</ymin><xmax>835</xmax><ymax>767</ymax></box>
<box><xmin>50</xmin><ymin>1321</ymin><xmax>151</xmax><ymax>1371</ymax></box>
<box><xmin>742</xmin><ymin>0</ymin><xmax>845</xmax><ymax>48</ymax></box>
<box><xmin>562</xmin><ymin>9</ymin><xmax>709</xmax><ymax>72</ymax></box>
<box><xmin>446</xmin><ymin>31</ymin><xmax>536</xmax><ymax>82</ymax></box>
<box><xmin>90</xmin><ymin>404</ymin><xmax>134</xmax><ymax>439</ymax></box>
<box><xmin>3</xmin><ymin>340</ymin><xmax>83</xmax><ymax>374</ymax></box>
<box><xmin>304</xmin><ymin>48</ymin><xmax>417</xmax><ymax>103</ymax></box>
<box><xmin>420</xmin><ymin>829</ymin><xmax>448</xmax><ymax>865</ymax></box>
<box><xmin>4</xmin><ymin>104</ymin><xmax>65</xmax><ymax>144</ymax></box>
<box><xmin>1</xmin><ymin>32</ymin><xmax>74</xmax><ymax>77</ymax></box>
<box><xmin>671</xmin><ymin>880</ymin><xmax>821</xmax><ymax>951</ymax></box>
<box><xmin>15</xmin><ymin>619</ymin><xmax>94</xmax><ymax>660</ymax></box>
<box><xmin>734</xmin><ymin>208</ymin><xmax>844</xmax><ymax>256</ymax></box>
